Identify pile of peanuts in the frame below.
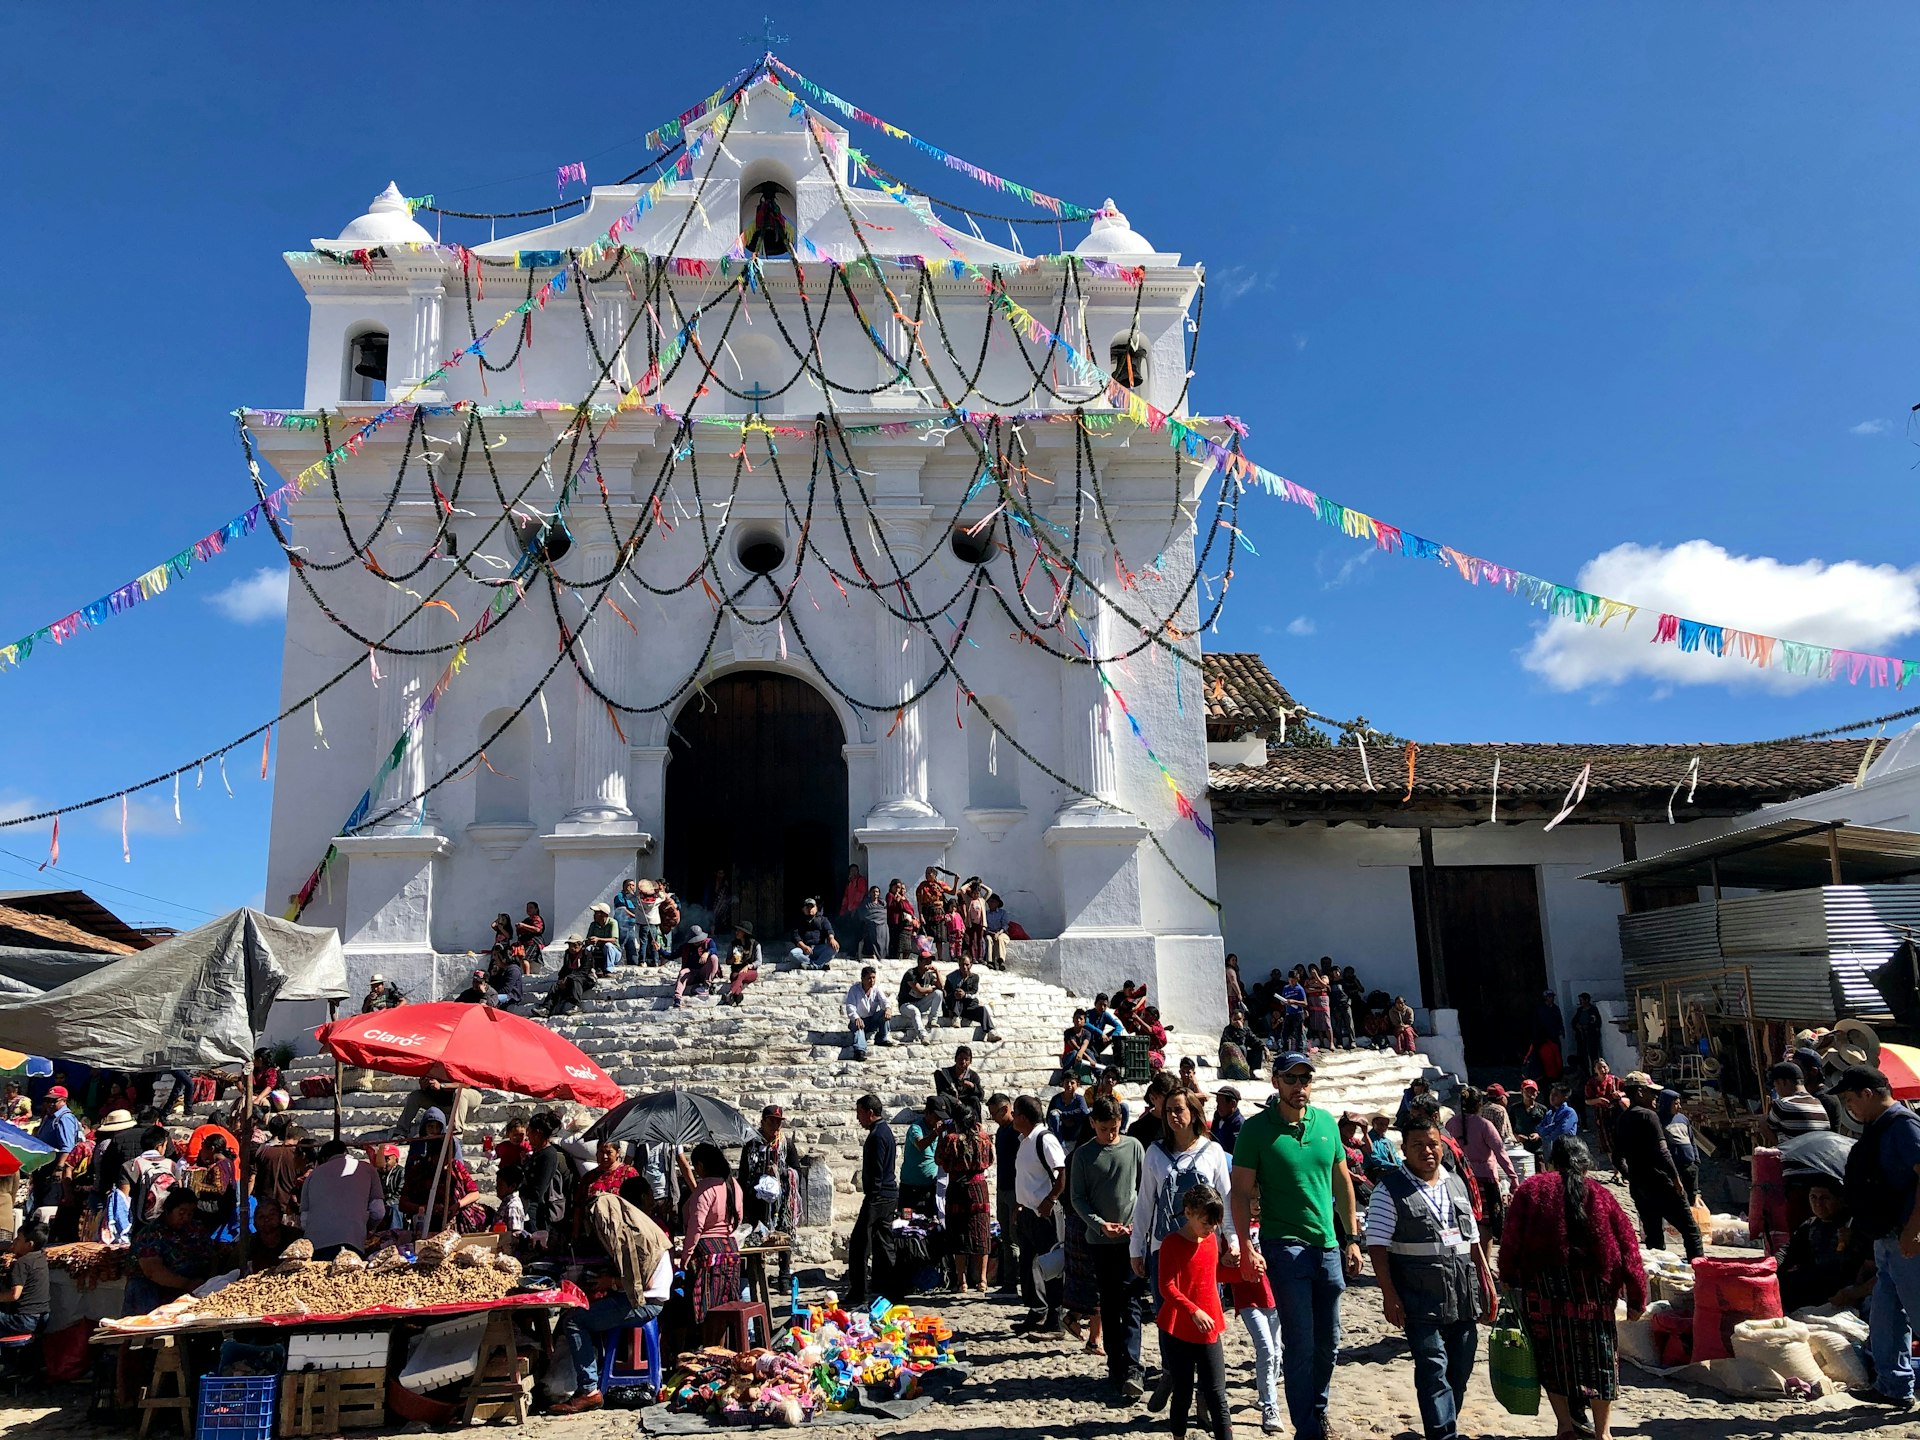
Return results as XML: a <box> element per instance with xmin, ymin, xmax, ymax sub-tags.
<box><xmin>187</xmin><ymin>1237</ymin><xmax>524</xmax><ymax>1321</ymax></box>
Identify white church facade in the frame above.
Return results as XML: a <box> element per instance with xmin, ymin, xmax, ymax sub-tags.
<box><xmin>255</xmin><ymin>79</ymin><xmax>1228</xmax><ymax>1032</ymax></box>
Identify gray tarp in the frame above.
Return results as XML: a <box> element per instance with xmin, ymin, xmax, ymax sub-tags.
<box><xmin>0</xmin><ymin>909</ymin><xmax>346</xmax><ymax>1070</ymax></box>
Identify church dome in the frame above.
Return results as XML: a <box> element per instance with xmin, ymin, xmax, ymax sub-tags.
<box><xmin>331</xmin><ymin>182</ymin><xmax>435</xmax><ymax>248</ymax></box>
<box><xmin>1074</xmin><ymin>198</ymin><xmax>1155</xmax><ymax>258</ymax></box>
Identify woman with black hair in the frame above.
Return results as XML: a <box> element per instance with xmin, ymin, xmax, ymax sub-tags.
<box><xmin>1498</xmin><ymin>1139</ymin><xmax>1647</xmax><ymax>1440</ymax></box>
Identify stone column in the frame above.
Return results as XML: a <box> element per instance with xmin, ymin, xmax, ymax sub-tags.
<box><xmin>563</xmin><ymin>525</ymin><xmax>634</xmax><ymax>825</ymax></box>
<box><xmin>544</xmin><ymin>517</ymin><xmax>646</xmax><ymax>945</ymax></box>
<box><xmin>1059</xmin><ymin>583</ymin><xmax>1124</xmax><ymax>815</ymax></box>
<box><xmin>592</xmin><ymin>283</ymin><xmax>633</xmax><ymax>399</ymax></box>
<box><xmin>868</xmin><ymin>509</ymin><xmax>937</xmax><ymax>823</ymax></box>
<box><xmin>873</xmin><ymin>311</ymin><xmax>918</xmax><ymax>408</ymax></box>
<box><xmin>401</xmin><ymin>280</ymin><xmax>446</xmax><ymax>400</ymax></box>
<box><xmin>370</xmin><ymin>537</ymin><xmax>439</xmax><ymax>833</ymax></box>
<box><xmin>856</xmin><ymin>502</ymin><xmax>956</xmax><ymax>875</ymax></box>
<box><xmin>339</xmin><ymin>532</ymin><xmax>450</xmax><ymax>968</ymax></box>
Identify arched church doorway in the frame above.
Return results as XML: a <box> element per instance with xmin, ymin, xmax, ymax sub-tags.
<box><xmin>663</xmin><ymin>672</ymin><xmax>848</xmax><ymax>945</ymax></box>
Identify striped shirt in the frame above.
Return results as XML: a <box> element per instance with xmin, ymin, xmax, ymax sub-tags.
<box><xmin>1767</xmin><ymin>1091</ymin><xmax>1830</xmax><ymax>1137</ymax></box>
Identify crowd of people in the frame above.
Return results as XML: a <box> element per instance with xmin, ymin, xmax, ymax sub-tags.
<box><xmin>412</xmin><ymin>865</ymin><xmax>1022</xmax><ymax>1031</ymax></box>
<box><xmin>825</xmin><ymin>952</ymin><xmax>1920</xmax><ymax>1440</ymax></box>
<box><xmin>11</xmin><ymin>907</ymin><xmax>1920</xmax><ymax>1434</ymax></box>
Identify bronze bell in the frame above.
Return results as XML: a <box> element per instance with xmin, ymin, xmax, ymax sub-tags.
<box><xmin>352</xmin><ymin>334</ymin><xmax>389</xmax><ymax>381</ymax></box>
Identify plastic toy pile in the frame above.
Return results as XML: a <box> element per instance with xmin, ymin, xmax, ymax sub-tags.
<box><xmin>661</xmin><ymin>1297</ymin><xmax>957</xmax><ymax>1427</ymax></box>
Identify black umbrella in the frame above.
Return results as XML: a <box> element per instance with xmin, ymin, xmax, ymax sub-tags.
<box><xmin>1779</xmin><ymin>1130</ymin><xmax>1852</xmax><ymax>1185</ymax></box>
<box><xmin>584</xmin><ymin>1088</ymin><xmax>753</xmax><ymax>1149</ymax></box>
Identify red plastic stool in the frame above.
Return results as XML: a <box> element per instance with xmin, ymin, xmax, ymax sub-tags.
<box><xmin>700</xmin><ymin>1300</ymin><xmax>771</xmax><ymax>1352</ymax></box>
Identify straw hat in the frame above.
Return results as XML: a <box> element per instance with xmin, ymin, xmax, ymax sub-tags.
<box><xmin>96</xmin><ymin>1109</ymin><xmax>137</xmax><ymax>1134</ymax></box>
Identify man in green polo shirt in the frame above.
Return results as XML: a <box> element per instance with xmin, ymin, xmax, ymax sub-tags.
<box><xmin>1232</xmin><ymin>1050</ymin><xmax>1361</xmax><ymax>1440</ymax></box>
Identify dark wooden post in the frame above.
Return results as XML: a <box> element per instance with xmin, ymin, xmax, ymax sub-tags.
<box><xmin>327</xmin><ymin>998</ymin><xmax>344</xmax><ymax>1141</ymax></box>
<box><xmin>1418</xmin><ymin>826</ymin><xmax>1450</xmax><ymax>1008</ymax></box>
<box><xmin>1617</xmin><ymin>822</ymin><xmax>1638</xmax><ymax>915</ymax></box>
<box><xmin>1827</xmin><ymin>828</ymin><xmax>1844</xmax><ymax>886</ymax></box>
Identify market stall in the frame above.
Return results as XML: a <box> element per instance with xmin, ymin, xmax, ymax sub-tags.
<box><xmin>93</xmin><ymin>1231</ymin><xmax>588</xmax><ymax>1433</ymax></box>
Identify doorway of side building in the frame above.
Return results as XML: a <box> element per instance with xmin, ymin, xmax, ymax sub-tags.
<box><xmin>1408</xmin><ymin>863</ymin><xmax>1550</xmax><ymax>1070</ymax></box>
<box><xmin>663</xmin><ymin>671</ymin><xmax>848</xmax><ymax>945</ymax></box>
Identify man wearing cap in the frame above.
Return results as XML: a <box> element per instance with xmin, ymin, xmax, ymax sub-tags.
<box><xmin>361</xmin><ymin>973</ymin><xmax>404</xmax><ymax>1012</ymax></box>
<box><xmin>1232</xmin><ymin>1052</ymin><xmax>1361</xmax><ymax>1440</ymax></box>
<box><xmin>1761</xmin><ymin>1061</ymin><xmax>1835</xmax><ymax>1145</ymax></box>
<box><xmin>1836</xmin><ymin>1064</ymin><xmax>1920</xmax><ymax>1410</ymax></box>
<box><xmin>1614</xmin><ymin>1073</ymin><xmax>1702</xmax><ymax>1260</ymax></box>
<box><xmin>34</xmin><ymin>1086</ymin><xmax>80</xmax><ymax>1155</ymax></box>
<box><xmin>454</xmin><ymin>969</ymin><xmax>492</xmax><ymax>1005</ymax></box>
<box><xmin>586</xmin><ymin>902</ymin><xmax>619</xmax><ymax>975</ymax></box>
<box><xmin>791</xmin><ymin>898</ymin><xmax>838</xmax><ymax>971</ymax></box>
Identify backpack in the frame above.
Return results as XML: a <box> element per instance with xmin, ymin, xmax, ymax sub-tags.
<box><xmin>130</xmin><ymin>1157</ymin><xmax>176</xmax><ymax>1227</ymax></box>
<box><xmin>1151</xmin><ymin>1141</ymin><xmax>1216</xmax><ymax>1245</ymax></box>
<box><xmin>659</xmin><ymin>893</ymin><xmax>681</xmax><ymax>930</ymax></box>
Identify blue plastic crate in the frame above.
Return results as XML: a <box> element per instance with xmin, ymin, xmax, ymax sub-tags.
<box><xmin>197</xmin><ymin>1373</ymin><xmax>277</xmax><ymax>1440</ymax></box>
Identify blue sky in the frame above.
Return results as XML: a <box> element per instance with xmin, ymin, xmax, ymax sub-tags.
<box><xmin>2</xmin><ymin>4</ymin><xmax>1917</xmax><ymax>927</ymax></box>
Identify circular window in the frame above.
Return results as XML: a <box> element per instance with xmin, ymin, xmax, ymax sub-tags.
<box><xmin>737</xmin><ymin>532</ymin><xmax>787</xmax><ymax>575</ymax></box>
<box><xmin>950</xmin><ymin>524</ymin><xmax>994</xmax><ymax>566</ymax></box>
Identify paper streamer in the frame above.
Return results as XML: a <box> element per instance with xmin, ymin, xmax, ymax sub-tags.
<box><xmin>40</xmin><ymin>816</ymin><xmax>58</xmax><ymax>871</ymax></box>
<box><xmin>1489</xmin><ymin>757</ymin><xmax>1500</xmax><ymax>823</ymax></box>
<box><xmin>1543</xmin><ymin>764</ymin><xmax>1592</xmax><ymax>833</ymax></box>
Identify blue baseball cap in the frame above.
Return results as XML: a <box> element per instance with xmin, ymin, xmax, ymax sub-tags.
<box><xmin>1273</xmin><ymin>1052</ymin><xmax>1316</xmax><ymax>1074</ymax></box>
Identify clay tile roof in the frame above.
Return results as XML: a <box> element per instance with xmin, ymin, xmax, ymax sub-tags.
<box><xmin>1202</xmin><ymin>652</ymin><xmax>1296</xmax><ymax>737</ymax></box>
<box><xmin>1208</xmin><ymin>739</ymin><xmax>1873</xmax><ymax>805</ymax></box>
<box><xmin>0</xmin><ymin>902</ymin><xmax>141</xmax><ymax>955</ymax></box>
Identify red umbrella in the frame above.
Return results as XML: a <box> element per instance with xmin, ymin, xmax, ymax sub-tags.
<box><xmin>1878</xmin><ymin>1042</ymin><xmax>1920</xmax><ymax>1101</ymax></box>
<box><xmin>314</xmin><ymin>1003</ymin><xmax>625</xmax><ymax>1109</ymax></box>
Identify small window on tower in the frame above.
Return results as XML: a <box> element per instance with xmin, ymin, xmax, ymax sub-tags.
<box><xmin>346</xmin><ymin>328</ymin><xmax>389</xmax><ymax>403</ymax></box>
<box><xmin>1109</xmin><ymin>334</ymin><xmax>1148</xmax><ymax>391</ymax></box>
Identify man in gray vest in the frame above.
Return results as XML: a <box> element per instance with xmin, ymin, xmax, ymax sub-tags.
<box><xmin>1363</xmin><ymin>1115</ymin><xmax>1495</xmax><ymax>1440</ymax></box>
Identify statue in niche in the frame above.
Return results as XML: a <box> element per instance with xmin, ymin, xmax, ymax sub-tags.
<box><xmin>746</xmin><ymin>182</ymin><xmax>792</xmax><ymax>257</ymax></box>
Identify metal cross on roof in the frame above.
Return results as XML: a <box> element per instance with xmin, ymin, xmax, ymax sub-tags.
<box><xmin>744</xmin><ymin>17</ymin><xmax>788</xmax><ymax>53</ymax></box>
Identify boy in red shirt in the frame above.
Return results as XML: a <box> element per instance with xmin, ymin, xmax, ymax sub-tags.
<box><xmin>1156</xmin><ymin>1183</ymin><xmax>1234</xmax><ymax>1440</ymax></box>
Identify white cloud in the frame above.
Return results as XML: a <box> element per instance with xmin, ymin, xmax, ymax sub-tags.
<box><xmin>1849</xmin><ymin>419</ymin><xmax>1889</xmax><ymax>436</ymax></box>
<box><xmin>1522</xmin><ymin>539</ymin><xmax>1920</xmax><ymax>692</ymax></box>
<box><xmin>1292</xmin><ymin>332</ymin><xmax>1309</xmax><ymax>353</ymax></box>
<box><xmin>1317</xmin><ymin>546</ymin><xmax>1375</xmax><ymax>590</ymax></box>
<box><xmin>1210</xmin><ymin>265</ymin><xmax>1274</xmax><ymax>302</ymax></box>
<box><xmin>0</xmin><ymin>791</ymin><xmax>40</xmax><ymax>823</ymax></box>
<box><xmin>206</xmin><ymin>568</ymin><xmax>288</xmax><ymax>624</ymax></box>
<box><xmin>1286</xmin><ymin>616</ymin><xmax>1317</xmax><ymax>637</ymax></box>
<box><xmin>91</xmin><ymin>795</ymin><xmax>190</xmax><ymax>838</ymax></box>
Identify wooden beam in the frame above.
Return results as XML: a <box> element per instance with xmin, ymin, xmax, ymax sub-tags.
<box><xmin>1618</xmin><ymin>822</ymin><xmax>1639</xmax><ymax>915</ymax></box>
<box><xmin>1827</xmin><ymin>827</ymin><xmax>1844</xmax><ymax>886</ymax></box>
<box><xmin>1418</xmin><ymin>826</ymin><xmax>1450</xmax><ymax>1009</ymax></box>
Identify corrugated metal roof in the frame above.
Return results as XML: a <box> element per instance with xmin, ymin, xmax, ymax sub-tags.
<box><xmin>1617</xmin><ymin>885</ymin><xmax>1920</xmax><ymax>1022</ymax></box>
<box><xmin>1584</xmin><ymin>819</ymin><xmax>1920</xmax><ymax>889</ymax></box>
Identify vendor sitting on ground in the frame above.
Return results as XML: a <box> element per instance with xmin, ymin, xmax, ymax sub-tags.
<box><xmin>1779</xmin><ymin>1177</ymin><xmax>1875</xmax><ymax>1312</ymax></box>
<box><xmin>550</xmin><ymin>1192</ymin><xmax>675</xmax><ymax>1415</ymax></box>
<box><xmin>454</xmin><ymin>969</ymin><xmax>492</xmax><ymax>1005</ymax></box>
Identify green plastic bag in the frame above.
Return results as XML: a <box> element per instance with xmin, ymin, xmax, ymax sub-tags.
<box><xmin>1487</xmin><ymin>1301</ymin><xmax>1540</xmax><ymax>1416</ymax></box>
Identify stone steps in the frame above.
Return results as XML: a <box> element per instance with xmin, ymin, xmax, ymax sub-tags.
<box><xmin>221</xmin><ymin>953</ymin><xmax>1440</xmax><ymax>1262</ymax></box>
